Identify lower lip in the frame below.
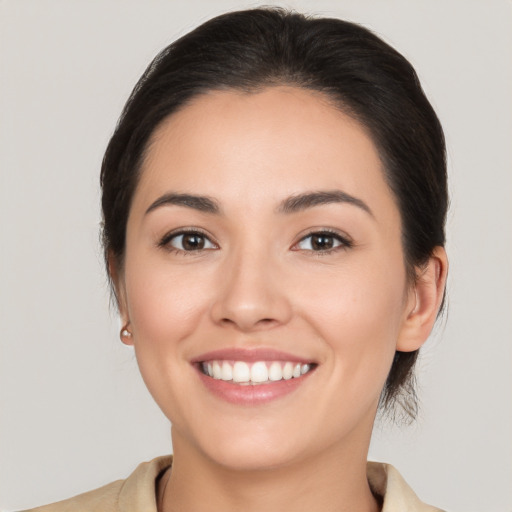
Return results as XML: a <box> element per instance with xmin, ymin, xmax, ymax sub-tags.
<box><xmin>196</xmin><ymin>368</ymin><xmax>314</xmax><ymax>405</ymax></box>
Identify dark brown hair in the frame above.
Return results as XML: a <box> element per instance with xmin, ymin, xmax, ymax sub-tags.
<box><xmin>101</xmin><ymin>7</ymin><xmax>447</xmax><ymax>419</ymax></box>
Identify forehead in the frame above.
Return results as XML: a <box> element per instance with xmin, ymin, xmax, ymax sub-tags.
<box><xmin>134</xmin><ymin>86</ymin><xmax>396</xmax><ymax>217</ymax></box>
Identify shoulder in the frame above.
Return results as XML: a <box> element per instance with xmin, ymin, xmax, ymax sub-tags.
<box><xmin>367</xmin><ymin>461</ymin><xmax>446</xmax><ymax>512</ymax></box>
<box><xmin>20</xmin><ymin>480</ymin><xmax>124</xmax><ymax>512</ymax></box>
<box><xmin>21</xmin><ymin>456</ymin><xmax>173</xmax><ymax>512</ymax></box>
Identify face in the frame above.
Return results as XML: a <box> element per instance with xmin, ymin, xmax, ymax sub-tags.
<box><xmin>118</xmin><ymin>87</ymin><xmax>416</xmax><ymax>470</ymax></box>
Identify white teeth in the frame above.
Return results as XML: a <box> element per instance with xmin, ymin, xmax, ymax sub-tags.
<box><xmin>301</xmin><ymin>364</ymin><xmax>310</xmax><ymax>375</ymax></box>
<box><xmin>202</xmin><ymin>359</ymin><xmax>314</xmax><ymax>384</ymax></box>
<box><xmin>212</xmin><ymin>361</ymin><xmax>222</xmax><ymax>379</ymax></box>
<box><xmin>221</xmin><ymin>361</ymin><xmax>232</xmax><ymax>381</ymax></box>
<box><xmin>251</xmin><ymin>361</ymin><xmax>269</xmax><ymax>383</ymax></box>
<box><xmin>282</xmin><ymin>362</ymin><xmax>293</xmax><ymax>380</ymax></box>
<box><xmin>232</xmin><ymin>361</ymin><xmax>250</xmax><ymax>383</ymax></box>
<box><xmin>268</xmin><ymin>361</ymin><xmax>283</xmax><ymax>381</ymax></box>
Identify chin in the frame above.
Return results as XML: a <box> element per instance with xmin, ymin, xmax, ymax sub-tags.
<box><xmin>174</xmin><ymin>418</ymin><xmax>309</xmax><ymax>472</ymax></box>
<box><xmin>205</xmin><ymin>441</ymin><xmax>302</xmax><ymax>472</ymax></box>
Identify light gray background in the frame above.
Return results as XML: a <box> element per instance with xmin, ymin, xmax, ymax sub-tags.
<box><xmin>1</xmin><ymin>1</ymin><xmax>511</xmax><ymax>511</ymax></box>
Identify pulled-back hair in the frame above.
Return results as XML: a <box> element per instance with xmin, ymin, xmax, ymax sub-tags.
<box><xmin>101</xmin><ymin>7</ymin><xmax>447</xmax><ymax>419</ymax></box>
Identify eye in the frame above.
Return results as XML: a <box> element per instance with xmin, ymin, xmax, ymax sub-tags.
<box><xmin>160</xmin><ymin>230</ymin><xmax>217</xmax><ymax>252</ymax></box>
<box><xmin>294</xmin><ymin>231</ymin><xmax>352</xmax><ymax>252</ymax></box>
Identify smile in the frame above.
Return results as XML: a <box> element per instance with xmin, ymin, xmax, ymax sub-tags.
<box><xmin>201</xmin><ymin>360</ymin><xmax>314</xmax><ymax>385</ymax></box>
<box><xmin>193</xmin><ymin>348</ymin><xmax>317</xmax><ymax>404</ymax></box>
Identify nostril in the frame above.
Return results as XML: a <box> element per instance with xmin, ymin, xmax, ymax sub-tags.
<box><xmin>253</xmin><ymin>318</ymin><xmax>281</xmax><ymax>330</ymax></box>
<box><xmin>219</xmin><ymin>316</ymin><xmax>277</xmax><ymax>330</ymax></box>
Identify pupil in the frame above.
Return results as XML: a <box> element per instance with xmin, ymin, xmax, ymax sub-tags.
<box><xmin>312</xmin><ymin>235</ymin><xmax>333</xmax><ymax>250</ymax></box>
<box><xmin>183</xmin><ymin>234</ymin><xmax>204</xmax><ymax>250</ymax></box>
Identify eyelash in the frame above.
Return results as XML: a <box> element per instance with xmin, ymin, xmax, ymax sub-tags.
<box><xmin>158</xmin><ymin>228</ymin><xmax>218</xmax><ymax>255</ymax></box>
<box><xmin>158</xmin><ymin>228</ymin><xmax>353</xmax><ymax>255</ymax></box>
<box><xmin>293</xmin><ymin>229</ymin><xmax>353</xmax><ymax>255</ymax></box>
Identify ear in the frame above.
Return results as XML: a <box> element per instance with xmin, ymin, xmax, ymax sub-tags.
<box><xmin>396</xmin><ymin>247</ymin><xmax>448</xmax><ymax>352</ymax></box>
<box><xmin>108</xmin><ymin>252</ymin><xmax>133</xmax><ymax>346</ymax></box>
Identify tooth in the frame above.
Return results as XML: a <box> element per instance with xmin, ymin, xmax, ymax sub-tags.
<box><xmin>268</xmin><ymin>361</ymin><xmax>283</xmax><ymax>381</ymax></box>
<box><xmin>232</xmin><ymin>361</ymin><xmax>250</xmax><ymax>383</ymax></box>
<box><xmin>301</xmin><ymin>363</ymin><xmax>311</xmax><ymax>375</ymax></box>
<box><xmin>282</xmin><ymin>362</ymin><xmax>293</xmax><ymax>380</ymax></box>
<box><xmin>221</xmin><ymin>361</ymin><xmax>233</xmax><ymax>381</ymax></box>
<box><xmin>251</xmin><ymin>361</ymin><xmax>269</xmax><ymax>383</ymax></box>
<box><xmin>209</xmin><ymin>359</ymin><xmax>310</xmax><ymax>383</ymax></box>
<box><xmin>212</xmin><ymin>361</ymin><xmax>222</xmax><ymax>379</ymax></box>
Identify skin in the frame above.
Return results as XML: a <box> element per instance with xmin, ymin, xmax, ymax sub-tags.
<box><xmin>113</xmin><ymin>86</ymin><xmax>447</xmax><ymax>512</ymax></box>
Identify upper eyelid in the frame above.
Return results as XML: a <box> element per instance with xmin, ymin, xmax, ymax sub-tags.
<box><xmin>295</xmin><ymin>228</ymin><xmax>353</xmax><ymax>244</ymax></box>
<box><xmin>291</xmin><ymin>229</ymin><xmax>354</xmax><ymax>252</ymax></box>
<box><xmin>158</xmin><ymin>227</ymin><xmax>217</xmax><ymax>247</ymax></box>
<box><xmin>158</xmin><ymin>227</ymin><xmax>352</xmax><ymax>249</ymax></box>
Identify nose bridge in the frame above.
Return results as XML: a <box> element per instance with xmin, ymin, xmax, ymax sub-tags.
<box><xmin>210</xmin><ymin>238</ymin><xmax>291</xmax><ymax>331</ymax></box>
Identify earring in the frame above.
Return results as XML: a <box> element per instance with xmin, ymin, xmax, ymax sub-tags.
<box><xmin>120</xmin><ymin>325</ymin><xmax>132</xmax><ymax>341</ymax></box>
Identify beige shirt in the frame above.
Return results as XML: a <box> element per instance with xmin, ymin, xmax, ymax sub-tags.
<box><xmin>23</xmin><ymin>456</ymin><xmax>444</xmax><ymax>512</ymax></box>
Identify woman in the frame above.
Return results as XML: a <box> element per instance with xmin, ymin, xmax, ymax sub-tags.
<box><xmin>26</xmin><ymin>7</ymin><xmax>447</xmax><ymax>512</ymax></box>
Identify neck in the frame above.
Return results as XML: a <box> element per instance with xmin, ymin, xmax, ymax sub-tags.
<box><xmin>161</xmin><ymin>427</ymin><xmax>380</xmax><ymax>512</ymax></box>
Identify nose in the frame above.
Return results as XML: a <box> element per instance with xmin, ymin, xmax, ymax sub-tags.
<box><xmin>210</xmin><ymin>248</ymin><xmax>293</xmax><ymax>332</ymax></box>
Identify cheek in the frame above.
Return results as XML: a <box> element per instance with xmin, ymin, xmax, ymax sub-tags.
<box><xmin>123</xmin><ymin>256</ymin><xmax>214</xmax><ymax>422</ymax></box>
<box><xmin>298</xmin><ymin>257</ymin><xmax>407</xmax><ymax>394</ymax></box>
<box><xmin>125</xmin><ymin>256</ymin><xmax>209</xmax><ymax>345</ymax></box>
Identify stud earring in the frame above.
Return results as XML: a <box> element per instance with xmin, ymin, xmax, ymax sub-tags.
<box><xmin>120</xmin><ymin>325</ymin><xmax>132</xmax><ymax>341</ymax></box>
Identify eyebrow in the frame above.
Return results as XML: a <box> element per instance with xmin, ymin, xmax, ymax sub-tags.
<box><xmin>277</xmin><ymin>190</ymin><xmax>373</xmax><ymax>217</ymax></box>
<box><xmin>145</xmin><ymin>189</ymin><xmax>373</xmax><ymax>217</ymax></box>
<box><xmin>145</xmin><ymin>193</ymin><xmax>221</xmax><ymax>215</ymax></box>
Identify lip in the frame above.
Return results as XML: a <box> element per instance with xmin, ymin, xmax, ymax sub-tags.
<box><xmin>191</xmin><ymin>347</ymin><xmax>313</xmax><ymax>364</ymax></box>
<box><xmin>192</xmin><ymin>347</ymin><xmax>316</xmax><ymax>405</ymax></box>
<box><xmin>196</xmin><ymin>368</ymin><xmax>315</xmax><ymax>405</ymax></box>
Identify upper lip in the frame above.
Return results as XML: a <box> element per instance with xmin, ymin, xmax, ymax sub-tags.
<box><xmin>191</xmin><ymin>347</ymin><xmax>315</xmax><ymax>364</ymax></box>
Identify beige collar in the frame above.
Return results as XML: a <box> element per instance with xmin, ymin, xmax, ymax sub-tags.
<box><xmin>118</xmin><ymin>456</ymin><xmax>443</xmax><ymax>512</ymax></box>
